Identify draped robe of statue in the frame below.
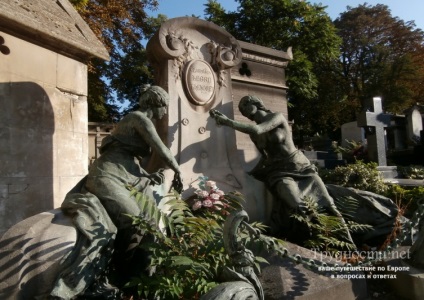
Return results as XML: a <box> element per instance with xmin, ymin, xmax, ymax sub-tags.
<box><xmin>50</xmin><ymin>112</ymin><xmax>158</xmax><ymax>298</ymax></box>
<box><xmin>249</xmin><ymin>149</ymin><xmax>398</xmax><ymax>246</ymax></box>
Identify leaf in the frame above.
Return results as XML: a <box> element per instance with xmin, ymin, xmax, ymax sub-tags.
<box><xmin>170</xmin><ymin>255</ymin><xmax>194</xmax><ymax>266</ymax></box>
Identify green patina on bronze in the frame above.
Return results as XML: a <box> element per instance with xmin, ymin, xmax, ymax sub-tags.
<box><xmin>210</xmin><ymin>95</ymin><xmax>398</xmax><ymax>247</ymax></box>
<box><xmin>51</xmin><ymin>86</ymin><xmax>182</xmax><ymax>299</ymax></box>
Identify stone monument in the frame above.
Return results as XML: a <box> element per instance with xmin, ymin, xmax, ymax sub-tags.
<box><xmin>146</xmin><ymin>17</ymin><xmax>292</xmax><ymax>222</ymax></box>
<box><xmin>0</xmin><ymin>0</ymin><xmax>109</xmax><ymax>236</ymax></box>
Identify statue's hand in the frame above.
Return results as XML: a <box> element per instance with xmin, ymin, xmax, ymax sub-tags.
<box><xmin>147</xmin><ymin>168</ymin><xmax>165</xmax><ymax>186</ymax></box>
<box><xmin>209</xmin><ymin>109</ymin><xmax>229</xmax><ymax>126</ymax></box>
<box><xmin>171</xmin><ymin>172</ymin><xmax>183</xmax><ymax>194</ymax></box>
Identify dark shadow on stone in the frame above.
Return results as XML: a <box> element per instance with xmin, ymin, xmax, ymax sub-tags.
<box><xmin>0</xmin><ymin>82</ymin><xmax>55</xmax><ymax>235</ymax></box>
<box><xmin>284</xmin><ymin>260</ymin><xmax>310</xmax><ymax>299</ymax></box>
<box><xmin>0</xmin><ymin>211</ymin><xmax>76</xmax><ymax>299</ymax></box>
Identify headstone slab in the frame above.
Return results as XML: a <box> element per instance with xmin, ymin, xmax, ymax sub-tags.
<box><xmin>146</xmin><ymin>17</ymin><xmax>245</xmax><ymax>195</ymax></box>
<box><xmin>406</xmin><ymin>106</ymin><xmax>423</xmax><ymax>144</ymax></box>
<box><xmin>341</xmin><ymin>121</ymin><xmax>365</xmax><ymax>148</ymax></box>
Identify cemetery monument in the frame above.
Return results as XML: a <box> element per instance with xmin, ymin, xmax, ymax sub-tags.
<box><xmin>0</xmin><ymin>5</ymin><xmax>421</xmax><ymax>299</ymax></box>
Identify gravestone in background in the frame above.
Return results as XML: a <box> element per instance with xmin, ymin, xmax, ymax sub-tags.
<box><xmin>146</xmin><ymin>17</ymin><xmax>292</xmax><ymax>222</ymax></box>
<box><xmin>0</xmin><ymin>0</ymin><xmax>109</xmax><ymax>236</ymax></box>
<box><xmin>406</xmin><ymin>105</ymin><xmax>423</xmax><ymax>145</ymax></box>
<box><xmin>340</xmin><ymin>121</ymin><xmax>366</xmax><ymax>147</ymax></box>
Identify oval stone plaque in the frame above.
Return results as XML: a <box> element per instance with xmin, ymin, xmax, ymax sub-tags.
<box><xmin>183</xmin><ymin>59</ymin><xmax>215</xmax><ymax>105</ymax></box>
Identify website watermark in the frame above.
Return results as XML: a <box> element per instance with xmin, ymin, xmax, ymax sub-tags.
<box><xmin>309</xmin><ymin>248</ymin><xmax>411</xmax><ymax>279</ymax></box>
<box><xmin>310</xmin><ymin>248</ymin><xmax>411</xmax><ymax>263</ymax></box>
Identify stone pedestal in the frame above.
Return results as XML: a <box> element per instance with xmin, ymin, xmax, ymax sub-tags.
<box><xmin>377</xmin><ymin>166</ymin><xmax>398</xmax><ymax>179</ymax></box>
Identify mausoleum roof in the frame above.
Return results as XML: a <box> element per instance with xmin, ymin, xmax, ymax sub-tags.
<box><xmin>0</xmin><ymin>0</ymin><xmax>109</xmax><ymax>61</ymax></box>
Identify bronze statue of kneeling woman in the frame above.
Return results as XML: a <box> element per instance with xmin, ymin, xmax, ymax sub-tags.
<box><xmin>50</xmin><ymin>85</ymin><xmax>182</xmax><ymax>299</ymax></box>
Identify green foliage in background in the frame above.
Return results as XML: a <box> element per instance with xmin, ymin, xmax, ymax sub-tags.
<box><xmin>319</xmin><ymin>160</ymin><xmax>388</xmax><ymax>195</ymax></box>
<box><xmin>385</xmin><ymin>184</ymin><xmax>424</xmax><ymax>215</ymax></box>
<box><xmin>398</xmin><ymin>165</ymin><xmax>424</xmax><ymax>180</ymax></box>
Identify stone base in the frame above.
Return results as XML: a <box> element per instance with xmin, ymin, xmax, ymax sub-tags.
<box><xmin>387</xmin><ymin>259</ymin><xmax>424</xmax><ymax>300</ymax></box>
<box><xmin>383</xmin><ymin>178</ymin><xmax>424</xmax><ymax>187</ymax></box>
<box><xmin>377</xmin><ymin>166</ymin><xmax>398</xmax><ymax>179</ymax></box>
<box><xmin>259</xmin><ymin>242</ymin><xmax>367</xmax><ymax>300</ymax></box>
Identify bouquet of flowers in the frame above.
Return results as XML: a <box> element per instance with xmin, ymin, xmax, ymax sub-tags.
<box><xmin>188</xmin><ymin>176</ymin><xmax>228</xmax><ymax>213</ymax></box>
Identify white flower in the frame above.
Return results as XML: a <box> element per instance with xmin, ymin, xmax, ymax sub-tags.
<box><xmin>215</xmin><ymin>190</ymin><xmax>225</xmax><ymax>197</ymax></box>
<box><xmin>205</xmin><ymin>180</ymin><xmax>217</xmax><ymax>189</ymax></box>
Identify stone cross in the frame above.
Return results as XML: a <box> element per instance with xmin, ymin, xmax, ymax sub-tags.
<box><xmin>357</xmin><ymin>97</ymin><xmax>391</xmax><ymax>166</ymax></box>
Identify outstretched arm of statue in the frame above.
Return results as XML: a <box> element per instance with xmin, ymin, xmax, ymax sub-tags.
<box><xmin>210</xmin><ymin>109</ymin><xmax>255</xmax><ymax>134</ymax></box>
<box><xmin>209</xmin><ymin>109</ymin><xmax>284</xmax><ymax>135</ymax></box>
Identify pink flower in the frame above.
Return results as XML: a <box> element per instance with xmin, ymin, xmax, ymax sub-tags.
<box><xmin>196</xmin><ymin>190</ymin><xmax>209</xmax><ymax>198</ymax></box>
<box><xmin>202</xmin><ymin>199</ymin><xmax>213</xmax><ymax>207</ymax></box>
<box><xmin>192</xmin><ymin>201</ymin><xmax>202</xmax><ymax>211</ymax></box>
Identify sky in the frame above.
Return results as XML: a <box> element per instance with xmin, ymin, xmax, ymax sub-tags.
<box><xmin>148</xmin><ymin>0</ymin><xmax>424</xmax><ymax>31</ymax></box>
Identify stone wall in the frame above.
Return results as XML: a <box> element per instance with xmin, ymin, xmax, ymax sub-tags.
<box><xmin>0</xmin><ymin>0</ymin><xmax>109</xmax><ymax>236</ymax></box>
<box><xmin>0</xmin><ymin>32</ymin><xmax>89</xmax><ymax>235</ymax></box>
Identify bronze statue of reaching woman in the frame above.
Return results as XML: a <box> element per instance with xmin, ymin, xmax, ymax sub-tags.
<box><xmin>210</xmin><ymin>95</ymin><xmax>398</xmax><ymax>247</ymax></box>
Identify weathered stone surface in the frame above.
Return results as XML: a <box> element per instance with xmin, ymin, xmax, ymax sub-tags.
<box><xmin>260</xmin><ymin>242</ymin><xmax>367</xmax><ymax>300</ymax></box>
<box><xmin>0</xmin><ymin>0</ymin><xmax>109</xmax><ymax>61</ymax></box>
<box><xmin>0</xmin><ymin>209</ymin><xmax>76</xmax><ymax>300</ymax></box>
<box><xmin>0</xmin><ymin>1</ymin><xmax>101</xmax><ymax>235</ymax></box>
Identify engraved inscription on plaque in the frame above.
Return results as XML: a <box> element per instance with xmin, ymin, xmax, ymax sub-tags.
<box><xmin>183</xmin><ymin>59</ymin><xmax>216</xmax><ymax>105</ymax></box>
